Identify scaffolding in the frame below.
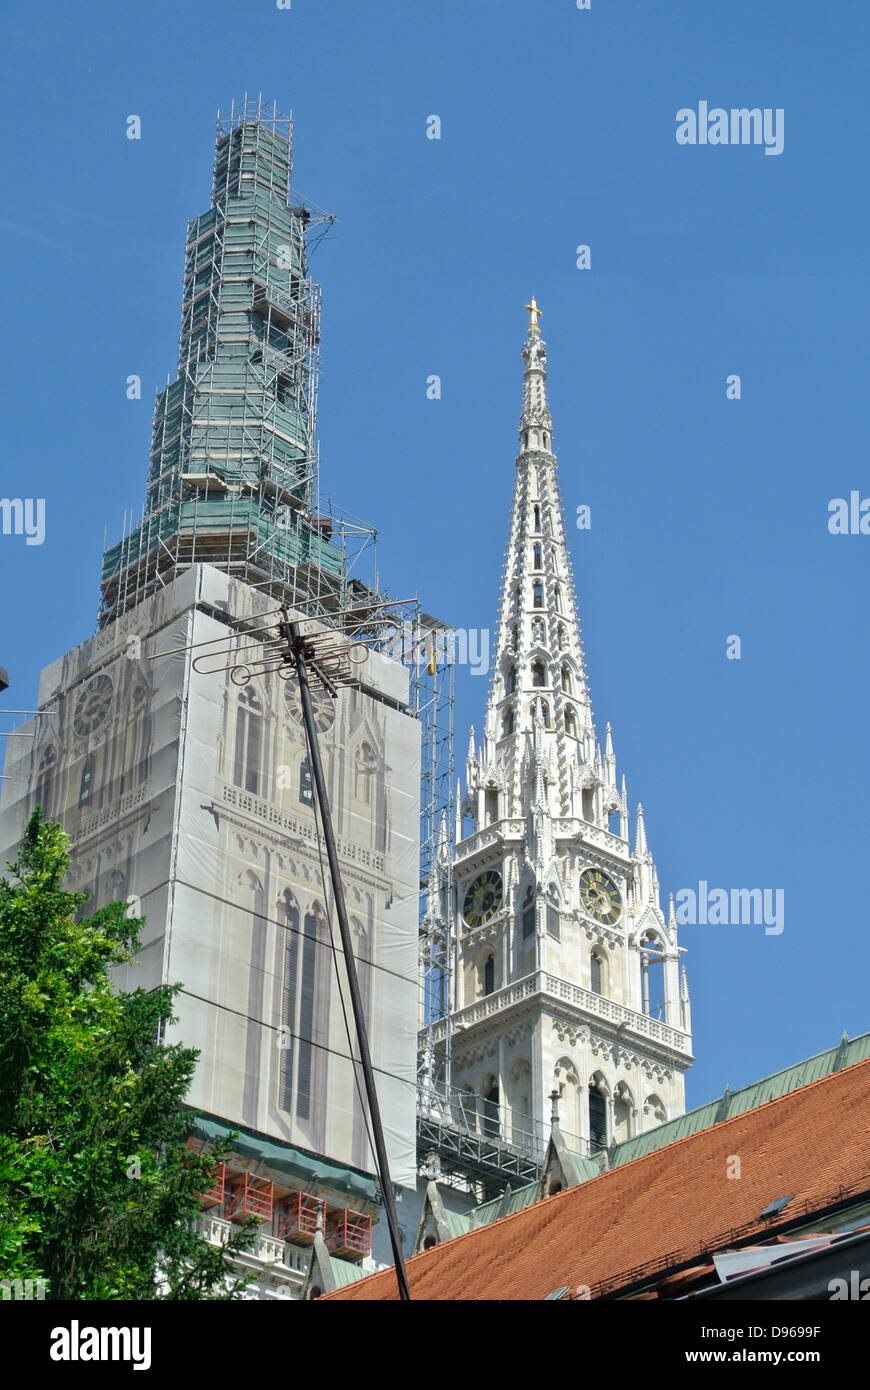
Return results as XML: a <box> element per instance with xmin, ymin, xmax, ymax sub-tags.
<box><xmin>99</xmin><ymin>95</ymin><xmax>337</xmax><ymax>630</ymax></box>
<box><xmin>94</xmin><ymin>100</ymin><xmax>469</xmax><ymax>1203</ymax></box>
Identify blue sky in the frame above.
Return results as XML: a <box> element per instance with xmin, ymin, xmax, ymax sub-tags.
<box><xmin>1</xmin><ymin>0</ymin><xmax>868</xmax><ymax>1111</ymax></box>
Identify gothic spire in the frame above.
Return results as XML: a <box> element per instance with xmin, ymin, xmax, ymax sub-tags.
<box><xmin>481</xmin><ymin>302</ymin><xmax>596</xmax><ymax>821</ymax></box>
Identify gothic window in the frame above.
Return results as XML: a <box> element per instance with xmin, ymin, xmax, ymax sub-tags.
<box><xmin>481</xmin><ymin>1078</ymin><xmax>500</xmax><ymax>1137</ymax></box>
<box><xmin>279</xmin><ymin>892</ymin><xmax>300</xmax><ymax>1112</ymax></box>
<box><xmin>532</xmin><ymin>581</ymin><xmax>543</xmax><ymax>609</ymax></box>
<box><xmin>543</xmin><ymin>431</ymin><xmax>550</xmax><ymax>449</ymax></box>
<box><xmin>501</xmin><ymin>709</ymin><xmax>514</xmax><ymax>739</ymax></box>
<box><xmin>644</xmin><ymin>1094</ymin><xmax>667</xmax><ymax>1127</ymax></box>
<box><xmin>533</xmin><ymin>504</ymin><xmax>541</xmax><ymax>532</ymax></box>
<box><xmin>582</xmin><ymin>787</ymin><xmax>595</xmax><ymax>821</ymax></box>
<box><xmin>522</xmin><ymin>884</ymin><xmax>536</xmax><ymax>939</ymax></box>
<box><xmin>561</xmin><ymin>665</ymin><xmax>572</xmax><ymax>694</ymax></box>
<box><xmin>554</xmin><ymin>583</ymin><xmax>562</xmax><ymax>611</ymax></box>
<box><xmin>557</xmin><ymin>624</ymin><xmax>567</xmax><ymax>651</ymax></box>
<box><xmin>613</xmin><ymin>1083</ymin><xmax>634</xmax><ymax>1143</ymax></box>
<box><xmin>532</xmin><ymin>543</ymin><xmax>542</xmax><ymax>570</ymax></box>
<box><xmin>588</xmin><ymin>1083</ymin><xmax>608</xmax><ymax>1152</ymax></box>
<box><xmin>279</xmin><ymin>893</ymin><xmax>331</xmax><ymax>1128</ymax></box>
<box><xmin>299</xmin><ymin>757</ymin><xmax>313</xmax><ymax>807</ymax></box>
<box><xmin>564</xmin><ymin>705</ymin><xmax>578</xmax><ymax>738</ymax></box>
<box><xmin>590</xmin><ymin>949</ymin><xmax>604</xmax><ymax>995</ymax></box>
<box><xmin>546</xmin><ymin>886</ymin><xmax>560</xmax><ymax>940</ymax></box>
<box><xmin>233</xmin><ymin>686</ymin><xmax>263</xmax><ymax>795</ymax></box>
<box><xmin>485</xmin><ymin>787</ymin><xmax>499</xmax><ymax>824</ymax></box>
<box><xmin>511</xmin><ymin>624</ymin><xmax>518</xmax><ymax>652</ymax></box>
<box><xmin>35</xmin><ymin>746</ymin><xmax>56</xmax><ymax>814</ymax></box>
<box><xmin>533</xmin><ymin>698</ymin><xmax>551</xmax><ymax>729</ymax></box>
<box><xmin>532</xmin><ymin>618</ymin><xmax>545</xmax><ymax>645</ymax></box>
<box><xmin>78</xmin><ymin>755</ymin><xmax>94</xmax><ymax>809</ymax></box>
<box><xmin>296</xmin><ymin>906</ymin><xmax>323</xmax><ymax>1121</ymax></box>
<box><xmin>608</xmin><ymin>808</ymin><xmax>621</xmax><ymax>836</ymax></box>
<box><xmin>640</xmin><ymin>931</ymin><xmax>666</xmax><ymax>1020</ymax></box>
<box><xmin>531</xmin><ymin>660</ymin><xmax>546</xmax><ymax>688</ymax></box>
<box><xmin>354</xmin><ymin>743</ymin><xmax>376</xmax><ymax>804</ymax></box>
<box><xmin>505</xmin><ymin>665</ymin><xmax>516</xmax><ymax>694</ymax></box>
<box><xmin>482</xmin><ymin>952</ymin><xmax>495</xmax><ymax>997</ymax></box>
<box><xmin>509</xmin><ymin>1059</ymin><xmax>532</xmax><ymax>1147</ymax></box>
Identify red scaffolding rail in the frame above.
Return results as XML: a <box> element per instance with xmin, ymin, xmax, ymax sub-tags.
<box><xmin>225</xmin><ymin>1173</ymin><xmax>274</xmax><ymax>1224</ymax></box>
<box><xmin>276</xmin><ymin>1191</ymin><xmax>322</xmax><ymax>1246</ymax></box>
<box><xmin>201</xmin><ymin>1161</ymin><xmax>226</xmax><ymax>1210</ymax></box>
<box><xmin>326</xmin><ymin>1208</ymin><xmax>372</xmax><ymax>1262</ymax></box>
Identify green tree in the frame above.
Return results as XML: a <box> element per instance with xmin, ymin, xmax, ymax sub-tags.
<box><xmin>0</xmin><ymin>809</ymin><xmax>257</xmax><ymax>1299</ymax></box>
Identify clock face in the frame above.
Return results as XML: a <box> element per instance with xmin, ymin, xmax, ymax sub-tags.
<box><xmin>73</xmin><ymin>675</ymin><xmax>114</xmax><ymax>737</ymax></box>
<box><xmin>284</xmin><ymin>680</ymin><xmax>335</xmax><ymax>735</ymax></box>
<box><xmin>463</xmin><ymin>870</ymin><xmax>503</xmax><ymax>927</ymax></box>
<box><xmin>579</xmin><ymin>867</ymin><xmax>622</xmax><ymax>925</ymax></box>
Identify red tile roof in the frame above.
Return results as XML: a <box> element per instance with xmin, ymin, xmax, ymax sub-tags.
<box><xmin>325</xmin><ymin>1056</ymin><xmax>870</xmax><ymax>1301</ymax></box>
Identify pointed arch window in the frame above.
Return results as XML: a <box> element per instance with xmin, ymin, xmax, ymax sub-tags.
<box><xmin>564</xmin><ymin>705</ymin><xmax>578</xmax><ymax>738</ymax></box>
<box><xmin>532</xmin><ymin>581</ymin><xmax>543</xmax><ymax>609</ymax></box>
<box><xmin>532</xmin><ymin>543</ymin><xmax>542</xmax><ymax>570</ymax></box>
<box><xmin>233</xmin><ymin>686</ymin><xmax>263</xmax><ymax>795</ymax></box>
<box><xmin>299</xmin><ymin>757</ymin><xmax>313</xmax><ymax>807</ymax></box>
<box><xmin>482</xmin><ymin>951</ymin><xmax>495</xmax><ymax>997</ymax></box>
<box><xmin>522</xmin><ymin>883</ymin><xmax>536</xmax><ymax>939</ymax></box>
<box><xmin>505</xmin><ymin>664</ymin><xmax>516</xmax><ymax>694</ymax></box>
<box><xmin>354</xmin><ymin>743</ymin><xmax>376</xmax><ymax>804</ymax></box>
<box><xmin>35</xmin><ymin>746</ymin><xmax>57</xmax><ymax>814</ymax></box>
<box><xmin>590</xmin><ymin>949</ymin><xmax>604</xmax><ymax>995</ymax></box>
<box><xmin>554</xmin><ymin>583</ymin><xmax>563</xmax><ymax>612</ymax></box>
<box><xmin>482</xmin><ymin>1079</ymin><xmax>500</xmax><ymax>1138</ymax></box>
<box><xmin>78</xmin><ymin>754</ymin><xmax>95</xmax><ymax>809</ymax></box>
<box><xmin>546</xmin><ymin>886</ymin><xmax>560</xmax><ymax>940</ymax></box>
<box><xmin>533</xmin><ymin>698</ymin><xmax>552</xmax><ymax>729</ymax></box>
<box><xmin>588</xmin><ymin>1084</ymin><xmax>608</xmax><ymax>1152</ymax></box>
<box><xmin>543</xmin><ymin>431</ymin><xmax>550</xmax><ymax>449</ymax></box>
<box><xmin>533</xmin><ymin>504</ymin><xmax>541</xmax><ymax>532</ymax></box>
<box><xmin>279</xmin><ymin>891</ymin><xmax>301</xmax><ymax>1112</ymax></box>
<box><xmin>640</xmin><ymin>931</ymin><xmax>666</xmax><ymax>1020</ymax></box>
<box><xmin>501</xmin><ymin>709</ymin><xmax>514</xmax><ymax>739</ymax></box>
<box><xmin>531</xmin><ymin>660</ymin><xmax>546</xmax><ymax>688</ymax></box>
<box><xmin>561</xmin><ymin>665</ymin><xmax>572</xmax><ymax>694</ymax></box>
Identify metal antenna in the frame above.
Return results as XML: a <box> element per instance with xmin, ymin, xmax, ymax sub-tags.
<box><xmin>277</xmin><ymin>608</ymin><xmax>410</xmax><ymax>1300</ymax></box>
<box><xmin>159</xmin><ymin>598</ymin><xmax>413</xmax><ymax>1300</ymax></box>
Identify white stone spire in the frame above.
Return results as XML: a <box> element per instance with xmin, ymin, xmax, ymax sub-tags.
<box><xmin>438</xmin><ymin>302</ymin><xmax>693</xmax><ymax>1168</ymax></box>
<box><xmin>476</xmin><ymin>300</ymin><xmax>600</xmax><ymax>826</ymax></box>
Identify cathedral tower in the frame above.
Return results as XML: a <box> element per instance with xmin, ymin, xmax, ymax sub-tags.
<box><xmin>437</xmin><ymin>302</ymin><xmax>692</xmax><ymax>1160</ymax></box>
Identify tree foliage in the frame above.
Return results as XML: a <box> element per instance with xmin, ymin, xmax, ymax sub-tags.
<box><xmin>0</xmin><ymin>809</ymin><xmax>257</xmax><ymax>1299</ymax></box>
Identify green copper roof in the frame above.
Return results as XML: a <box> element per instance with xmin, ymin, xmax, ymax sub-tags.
<box><xmin>191</xmin><ymin>1113</ymin><xmax>378</xmax><ymax>1202</ymax></box>
<box><xmin>610</xmin><ymin>1030</ymin><xmax>870</xmax><ymax>1167</ymax></box>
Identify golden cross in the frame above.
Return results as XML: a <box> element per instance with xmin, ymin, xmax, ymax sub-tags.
<box><xmin>525</xmin><ymin>296</ymin><xmax>542</xmax><ymax>328</ymax></box>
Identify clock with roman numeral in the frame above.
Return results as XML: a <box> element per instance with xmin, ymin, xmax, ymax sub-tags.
<box><xmin>579</xmin><ymin>867</ymin><xmax>622</xmax><ymax>925</ymax></box>
<box><xmin>463</xmin><ymin>870</ymin><xmax>503</xmax><ymax>927</ymax></box>
<box><xmin>72</xmin><ymin>674</ymin><xmax>114</xmax><ymax>737</ymax></box>
<box><xmin>284</xmin><ymin>680</ymin><xmax>335</xmax><ymax>734</ymax></box>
